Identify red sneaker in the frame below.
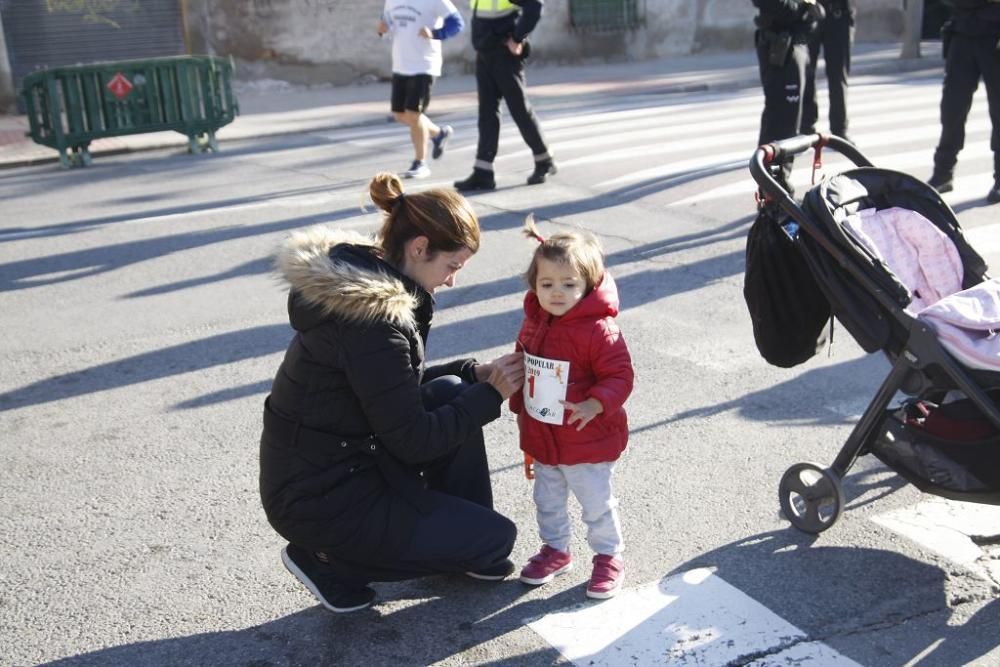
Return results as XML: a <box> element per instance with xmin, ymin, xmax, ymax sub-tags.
<box><xmin>586</xmin><ymin>554</ymin><xmax>624</xmax><ymax>599</ymax></box>
<box><xmin>519</xmin><ymin>545</ymin><xmax>573</xmax><ymax>585</ymax></box>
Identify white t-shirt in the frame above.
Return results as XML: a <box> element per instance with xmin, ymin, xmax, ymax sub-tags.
<box><xmin>383</xmin><ymin>0</ymin><xmax>458</xmax><ymax>77</ymax></box>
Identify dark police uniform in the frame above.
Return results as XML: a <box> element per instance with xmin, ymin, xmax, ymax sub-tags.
<box><xmin>753</xmin><ymin>0</ymin><xmax>825</xmax><ymax>189</ymax></box>
<box><xmin>454</xmin><ymin>0</ymin><xmax>555</xmax><ymax>191</ymax></box>
<box><xmin>930</xmin><ymin>0</ymin><xmax>1000</xmax><ymax>202</ymax></box>
<box><xmin>801</xmin><ymin>0</ymin><xmax>855</xmax><ymax>138</ymax></box>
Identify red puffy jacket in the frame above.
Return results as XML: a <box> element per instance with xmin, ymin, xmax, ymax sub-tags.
<box><xmin>509</xmin><ymin>272</ymin><xmax>634</xmax><ymax>465</ymax></box>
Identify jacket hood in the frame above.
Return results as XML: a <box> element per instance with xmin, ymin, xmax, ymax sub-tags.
<box><xmin>524</xmin><ymin>271</ymin><xmax>620</xmax><ymax>322</ymax></box>
<box><xmin>274</xmin><ymin>226</ymin><xmax>421</xmax><ymax>332</ymax></box>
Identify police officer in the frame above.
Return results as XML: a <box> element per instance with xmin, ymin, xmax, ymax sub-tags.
<box><xmin>801</xmin><ymin>0</ymin><xmax>855</xmax><ymax>140</ymax></box>
<box><xmin>454</xmin><ymin>0</ymin><xmax>556</xmax><ymax>191</ymax></box>
<box><xmin>753</xmin><ymin>0</ymin><xmax>826</xmax><ymax>190</ymax></box>
<box><xmin>928</xmin><ymin>0</ymin><xmax>1000</xmax><ymax>204</ymax></box>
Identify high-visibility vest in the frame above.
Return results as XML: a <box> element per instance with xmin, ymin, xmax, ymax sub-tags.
<box><xmin>471</xmin><ymin>0</ymin><xmax>519</xmax><ymax>19</ymax></box>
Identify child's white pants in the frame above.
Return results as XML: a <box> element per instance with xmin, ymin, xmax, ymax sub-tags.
<box><xmin>532</xmin><ymin>461</ymin><xmax>623</xmax><ymax>556</ymax></box>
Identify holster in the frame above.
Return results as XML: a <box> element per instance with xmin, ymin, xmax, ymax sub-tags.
<box><xmin>941</xmin><ymin>20</ymin><xmax>954</xmax><ymax>60</ymax></box>
<box><xmin>762</xmin><ymin>30</ymin><xmax>793</xmax><ymax>66</ymax></box>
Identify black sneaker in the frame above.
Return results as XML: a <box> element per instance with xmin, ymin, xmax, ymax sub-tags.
<box><xmin>988</xmin><ymin>181</ymin><xmax>1000</xmax><ymax>204</ymax></box>
<box><xmin>454</xmin><ymin>168</ymin><xmax>496</xmax><ymax>192</ymax></box>
<box><xmin>927</xmin><ymin>172</ymin><xmax>954</xmax><ymax>194</ymax></box>
<box><xmin>281</xmin><ymin>545</ymin><xmax>376</xmax><ymax>613</ymax></box>
<box><xmin>431</xmin><ymin>125</ymin><xmax>453</xmax><ymax>160</ymax></box>
<box><xmin>527</xmin><ymin>159</ymin><xmax>558</xmax><ymax>186</ymax></box>
<box><xmin>465</xmin><ymin>558</ymin><xmax>516</xmax><ymax>581</ymax></box>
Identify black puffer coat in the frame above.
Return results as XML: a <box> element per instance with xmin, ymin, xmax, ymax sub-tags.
<box><xmin>259</xmin><ymin>228</ymin><xmax>502</xmax><ymax>559</ymax></box>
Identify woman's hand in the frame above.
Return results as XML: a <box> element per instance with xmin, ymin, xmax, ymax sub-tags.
<box><xmin>560</xmin><ymin>398</ymin><xmax>604</xmax><ymax>431</ymax></box>
<box><xmin>485</xmin><ymin>352</ymin><xmax>524</xmax><ymax>400</ymax></box>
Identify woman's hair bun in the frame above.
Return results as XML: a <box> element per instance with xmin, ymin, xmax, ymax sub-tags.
<box><xmin>369</xmin><ymin>172</ymin><xmax>405</xmax><ymax>213</ymax></box>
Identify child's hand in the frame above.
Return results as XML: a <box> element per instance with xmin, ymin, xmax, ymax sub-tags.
<box><xmin>376</xmin><ymin>20</ymin><xmax>389</xmax><ymax>35</ymax></box>
<box><xmin>419</xmin><ymin>26</ymin><xmax>433</xmax><ymax>39</ymax></box>
<box><xmin>560</xmin><ymin>398</ymin><xmax>603</xmax><ymax>431</ymax></box>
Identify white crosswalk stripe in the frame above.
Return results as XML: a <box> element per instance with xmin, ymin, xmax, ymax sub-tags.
<box><xmin>529</xmin><ymin>568</ymin><xmax>862</xmax><ymax>666</ymax></box>
<box><xmin>417</xmin><ymin>73</ymin><xmax>990</xmax><ymax>199</ymax></box>
<box><xmin>289</xmin><ymin>72</ymin><xmax>995</xmax><ymax>217</ymax></box>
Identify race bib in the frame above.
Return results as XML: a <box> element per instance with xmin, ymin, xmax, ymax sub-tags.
<box><xmin>523</xmin><ymin>352</ymin><xmax>570</xmax><ymax>425</ymax></box>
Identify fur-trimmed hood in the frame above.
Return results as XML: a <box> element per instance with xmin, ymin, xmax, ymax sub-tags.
<box><xmin>274</xmin><ymin>226</ymin><xmax>424</xmax><ymax>332</ymax></box>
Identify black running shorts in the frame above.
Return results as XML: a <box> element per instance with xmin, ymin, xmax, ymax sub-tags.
<box><xmin>391</xmin><ymin>73</ymin><xmax>434</xmax><ymax>113</ymax></box>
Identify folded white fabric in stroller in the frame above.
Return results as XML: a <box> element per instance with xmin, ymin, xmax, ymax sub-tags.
<box><xmin>918</xmin><ymin>278</ymin><xmax>1000</xmax><ymax>371</ymax></box>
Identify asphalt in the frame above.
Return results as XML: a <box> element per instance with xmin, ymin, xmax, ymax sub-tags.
<box><xmin>0</xmin><ymin>41</ymin><xmax>943</xmax><ymax>169</ymax></box>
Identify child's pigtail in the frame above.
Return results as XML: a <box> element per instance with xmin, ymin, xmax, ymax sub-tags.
<box><xmin>523</xmin><ymin>213</ymin><xmax>545</xmax><ymax>244</ymax></box>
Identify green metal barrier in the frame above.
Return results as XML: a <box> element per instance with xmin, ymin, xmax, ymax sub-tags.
<box><xmin>569</xmin><ymin>0</ymin><xmax>645</xmax><ymax>32</ymax></box>
<box><xmin>20</xmin><ymin>55</ymin><xmax>239</xmax><ymax>168</ymax></box>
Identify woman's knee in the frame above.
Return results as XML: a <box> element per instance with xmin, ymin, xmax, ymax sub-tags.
<box><xmin>421</xmin><ymin>375</ymin><xmax>465</xmax><ymax>409</ymax></box>
<box><xmin>476</xmin><ymin>511</ymin><xmax>517</xmax><ymax>556</ymax></box>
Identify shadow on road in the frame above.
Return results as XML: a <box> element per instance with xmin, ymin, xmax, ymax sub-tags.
<box><xmin>664</xmin><ymin>529</ymin><xmax>999</xmax><ymax>666</ymax></box>
<box><xmin>40</xmin><ymin>575</ymin><xmax>583</xmax><ymax>667</ymax></box>
<box><xmin>40</xmin><ymin>531</ymin><xmax>999</xmax><ymax>666</ymax></box>
<box><xmin>0</xmin><ymin>213</ymin><xmax>753</xmax><ymax>411</ymax></box>
<box><xmin>0</xmin><ymin>324</ymin><xmax>290</xmax><ymax>413</ymax></box>
<box><xmin>635</xmin><ymin>355</ymin><xmax>886</xmax><ymax>428</ymax></box>
<box><xmin>0</xmin><ymin>207</ymin><xmax>365</xmax><ymax>292</ymax></box>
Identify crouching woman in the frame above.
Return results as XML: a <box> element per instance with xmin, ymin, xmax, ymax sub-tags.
<box><xmin>260</xmin><ymin>172</ymin><xmax>523</xmax><ymax>613</ymax></box>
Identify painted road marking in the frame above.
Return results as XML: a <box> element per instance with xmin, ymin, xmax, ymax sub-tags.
<box><xmin>872</xmin><ymin>498</ymin><xmax>1000</xmax><ymax>583</ymax></box>
<box><xmin>528</xmin><ymin>567</ymin><xmax>861</xmax><ymax>666</ymax></box>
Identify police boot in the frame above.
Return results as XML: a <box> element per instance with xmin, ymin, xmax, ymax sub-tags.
<box><xmin>988</xmin><ymin>180</ymin><xmax>1000</xmax><ymax>205</ymax></box>
<box><xmin>454</xmin><ymin>168</ymin><xmax>496</xmax><ymax>192</ymax></box>
<box><xmin>927</xmin><ymin>170</ymin><xmax>954</xmax><ymax>194</ymax></box>
<box><xmin>527</xmin><ymin>159</ymin><xmax>558</xmax><ymax>185</ymax></box>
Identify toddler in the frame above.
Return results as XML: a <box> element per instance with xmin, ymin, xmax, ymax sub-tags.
<box><xmin>509</xmin><ymin>216</ymin><xmax>635</xmax><ymax>599</ymax></box>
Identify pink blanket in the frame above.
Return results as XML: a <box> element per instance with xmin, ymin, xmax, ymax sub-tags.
<box><xmin>843</xmin><ymin>207</ymin><xmax>964</xmax><ymax>314</ymax></box>
<box><xmin>843</xmin><ymin>206</ymin><xmax>998</xmax><ymax>370</ymax></box>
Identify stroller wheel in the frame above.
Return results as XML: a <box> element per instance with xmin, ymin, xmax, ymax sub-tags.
<box><xmin>778</xmin><ymin>463</ymin><xmax>845</xmax><ymax>534</ymax></box>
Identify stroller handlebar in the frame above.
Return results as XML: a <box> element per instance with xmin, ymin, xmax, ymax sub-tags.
<box><xmin>749</xmin><ymin>133</ymin><xmax>874</xmax><ymax>223</ymax></box>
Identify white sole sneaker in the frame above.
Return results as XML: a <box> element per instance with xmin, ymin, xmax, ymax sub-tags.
<box><xmin>586</xmin><ymin>573</ymin><xmax>624</xmax><ymax>599</ymax></box>
<box><xmin>519</xmin><ymin>560</ymin><xmax>573</xmax><ymax>586</ymax></box>
<box><xmin>401</xmin><ymin>166</ymin><xmax>431</xmax><ymax>179</ymax></box>
<box><xmin>280</xmin><ymin>547</ymin><xmax>374</xmax><ymax>613</ymax></box>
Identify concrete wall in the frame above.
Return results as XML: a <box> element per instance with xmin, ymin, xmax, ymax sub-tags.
<box><xmin>183</xmin><ymin>0</ymin><xmax>906</xmax><ymax>85</ymax></box>
<box><xmin>0</xmin><ymin>11</ymin><xmax>15</xmax><ymax>113</ymax></box>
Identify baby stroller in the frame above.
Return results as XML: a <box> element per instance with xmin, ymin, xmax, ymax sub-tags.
<box><xmin>749</xmin><ymin>134</ymin><xmax>1000</xmax><ymax>534</ymax></box>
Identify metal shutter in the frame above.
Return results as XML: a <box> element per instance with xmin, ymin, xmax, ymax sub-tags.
<box><xmin>1</xmin><ymin>0</ymin><xmax>185</xmax><ymax>94</ymax></box>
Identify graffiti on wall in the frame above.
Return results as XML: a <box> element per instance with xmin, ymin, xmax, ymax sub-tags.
<box><xmin>44</xmin><ymin>0</ymin><xmax>143</xmax><ymax>29</ymax></box>
<box><xmin>247</xmin><ymin>0</ymin><xmax>346</xmax><ymax>13</ymax></box>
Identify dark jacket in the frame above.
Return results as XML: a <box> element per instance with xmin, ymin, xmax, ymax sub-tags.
<box><xmin>471</xmin><ymin>0</ymin><xmax>543</xmax><ymax>51</ymax></box>
<box><xmin>259</xmin><ymin>228</ymin><xmax>502</xmax><ymax>558</ymax></box>
<box><xmin>753</xmin><ymin>0</ymin><xmax>821</xmax><ymax>37</ymax></box>
<box><xmin>509</xmin><ymin>273</ymin><xmax>634</xmax><ymax>465</ymax></box>
<box><xmin>945</xmin><ymin>0</ymin><xmax>1000</xmax><ymax>35</ymax></box>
